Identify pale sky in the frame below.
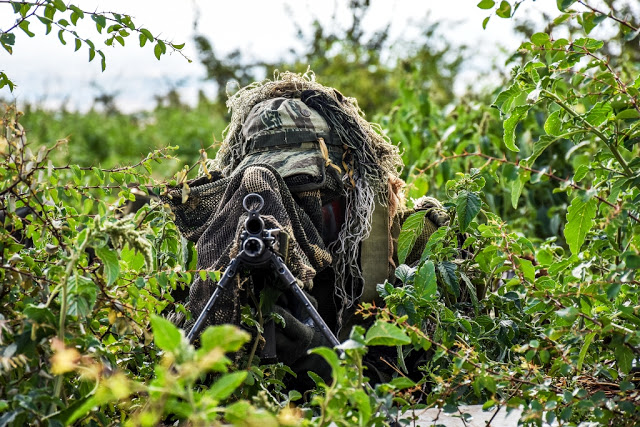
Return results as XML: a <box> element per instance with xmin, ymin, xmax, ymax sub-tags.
<box><xmin>1</xmin><ymin>0</ymin><xmax>561</xmax><ymax>112</ymax></box>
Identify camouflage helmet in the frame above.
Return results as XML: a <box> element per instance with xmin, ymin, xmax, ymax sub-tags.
<box><xmin>235</xmin><ymin>97</ymin><xmax>344</xmax><ymax>192</ymax></box>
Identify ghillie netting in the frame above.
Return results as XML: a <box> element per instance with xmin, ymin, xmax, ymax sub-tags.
<box><xmin>166</xmin><ymin>71</ymin><xmax>405</xmax><ymax>335</ymax></box>
<box><xmin>210</xmin><ymin>71</ymin><xmax>404</xmax><ymax>317</ymax></box>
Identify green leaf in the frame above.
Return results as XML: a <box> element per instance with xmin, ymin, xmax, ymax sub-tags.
<box><xmin>91</xmin><ymin>14</ymin><xmax>106</xmax><ymax>32</ymax></box>
<box><xmin>625</xmin><ymin>253</ymin><xmax>640</xmax><ymax>269</ymax></box>
<box><xmin>585</xmin><ymin>101</ymin><xmax>612</xmax><ymax>126</ymax></box>
<box><xmin>96</xmin><ymin>246</ymin><xmax>119</xmax><ymax>286</ymax></box>
<box><xmin>310</xmin><ymin>347</ymin><xmax>342</xmax><ymax>376</ymax></box>
<box><xmin>525</xmin><ymin>136</ymin><xmax>554</xmax><ymax>167</ymax></box>
<box><xmin>67</xmin><ymin>275</ymin><xmax>97</xmax><ymax>317</ymax></box>
<box><xmin>606</xmin><ymin>282</ymin><xmax>622</xmax><ymax>299</ymax></box>
<box><xmin>581</xmin><ymin>12</ymin><xmax>606</xmax><ymax>34</ymax></box>
<box><xmin>389</xmin><ymin>377</ymin><xmax>416</xmax><ymax>389</ymax></box>
<box><xmin>437</xmin><ymin>261</ymin><xmax>459</xmax><ymax>299</ymax></box>
<box><xmin>171</xmin><ymin>42</ymin><xmax>185</xmax><ymax>50</ymax></box>
<box><xmin>496</xmin><ymin>1</ymin><xmax>511</xmax><ymax>18</ymax></box>
<box><xmin>70</xmin><ymin>9</ymin><xmax>83</xmax><ymax>25</ymax></box>
<box><xmin>574</xmin><ymin>37</ymin><xmax>604</xmax><ymax>51</ymax></box>
<box><xmin>350</xmin><ymin>389</ymin><xmax>372</xmax><ymax>423</ymax></box>
<box><xmin>139</xmin><ymin>33</ymin><xmax>147</xmax><ymax>47</ymax></box>
<box><xmin>19</xmin><ymin>20</ymin><xmax>36</xmax><ymax>37</ymax></box>
<box><xmin>0</xmin><ymin>34</ymin><xmax>14</xmax><ymax>54</ymax></box>
<box><xmin>44</xmin><ymin>5</ymin><xmax>56</xmax><ymax>20</ymax></box>
<box><xmin>573</xmin><ymin>164</ymin><xmax>589</xmax><ymax>182</ymax></box>
<box><xmin>74</xmin><ymin>38</ymin><xmax>81</xmax><ymax>52</ymax></box>
<box><xmin>199</xmin><ymin>324</ymin><xmax>249</xmax><ymax>354</ymax></box>
<box><xmin>140</xmin><ymin>28</ymin><xmax>154</xmax><ymax>41</ymax></box>
<box><xmin>57</xmin><ymin>29</ymin><xmax>66</xmax><ymax>45</ymax></box>
<box><xmin>503</xmin><ymin>105</ymin><xmax>530</xmax><ymax>152</ymax></box>
<box><xmin>556</xmin><ymin>306</ymin><xmax>579</xmax><ymax>321</ymax></box>
<box><xmin>397</xmin><ymin>210</ymin><xmax>427</xmax><ymax>264</ymax></box>
<box><xmin>577</xmin><ymin>332</ymin><xmax>595</xmax><ymax>372</ymax></box>
<box><xmin>53</xmin><ymin>0</ymin><xmax>67</xmax><ymax>12</ymax></box>
<box><xmin>492</xmin><ymin>83</ymin><xmax>521</xmax><ymax>114</ymax></box>
<box><xmin>477</xmin><ymin>0</ymin><xmax>495</xmax><ymax>9</ymax></box>
<box><xmin>1</xmin><ymin>32</ymin><xmax>16</xmax><ymax>47</ymax></box>
<box><xmin>24</xmin><ymin>304</ymin><xmax>56</xmax><ymax>326</ymax></box>
<box><xmin>615</xmin><ymin>109</ymin><xmax>640</xmax><ymax>120</ymax></box>
<box><xmin>511</xmin><ymin>169</ymin><xmax>530</xmax><ymax>209</ymax></box>
<box><xmin>98</xmin><ymin>50</ymin><xmax>106</xmax><ymax>71</ymax></box>
<box><xmin>615</xmin><ymin>345</ymin><xmax>634</xmax><ymax>374</ymax></box>
<box><xmin>206</xmin><ymin>371</ymin><xmax>247</xmax><ymax>402</ymax></box>
<box><xmin>564</xmin><ymin>195</ymin><xmax>597</xmax><ymax>254</ymax></box>
<box><xmin>150</xmin><ymin>314</ymin><xmax>183</xmax><ymax>353</ymax></box>
<box><xmin>395</xmin><ymin>264</ymin><xmax>416</xmax><ymax>284</ymax></box>
<box><xmin>456</xmin><ymin>190</ymin><xmax>481</xmax><ymax>232</ymax></box>
<box><xmin>365</xmin><ymin>320</ymin><xmax>411</xmax><ymax>346</ymax></box>
<box><xmin>544</xmin><ymin>111</ymin><xmax>563</xmax><ymax>136</ymax></box>
<box><xmin>482</xmin><ymin>16</ymin><xmax>490</xmax><ymax>29</ymax></box>
<box><xmin>517</xmin><ymin>257</ymin><xmax>535</xmax><ymax>282</ymax></box>
<box><xmin>414</xmin><ymin>261</ymin><xmax>437</xmax><ymax>300</ymax></box>
<box><xmin>557</xmin><ymin>0</ymin><xmax>576</xmax><ymax>11</ymax></box>
<box><xmin>460</xmin><ymin>272</ymin><xmax>479</xmax><ymax>314</ymax></box>
<box><xmin>531</xmin><ymin>32</ymin><xmax>550</xmax><ymax>46</ymax></box>
<box><xmin>154</xmin><ymin>42</ymin><xmax>163</xmax><ymax>60</ymax></box>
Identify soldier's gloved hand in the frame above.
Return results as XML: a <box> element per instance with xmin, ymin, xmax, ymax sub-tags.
<box><xmin>271</xmin><ymin>295</ymin><xmax>330</xmax><ymax>366</ymax></box>
<box><xmin>413</xmin><ymin>196</ymin><xmax>449</xmax><ymax>227</ymax></box>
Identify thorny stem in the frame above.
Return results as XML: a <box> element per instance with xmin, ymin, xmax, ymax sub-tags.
<box><xmin>540</xmin><ymin>89</ymin><xmax>633</xmax><ymax>176</ymax></box>
<box><xmin>577</xmin><ymin>1</ymin><xmax>639</xmax><ymax>32</ymax></box>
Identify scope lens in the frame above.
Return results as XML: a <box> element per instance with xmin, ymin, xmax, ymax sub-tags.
<box><xmin>245</xmin><ymin>217</ymin><xmax>263</xmax><ymax>234</ymax></box>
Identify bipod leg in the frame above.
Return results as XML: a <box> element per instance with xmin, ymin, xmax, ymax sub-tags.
<box><xmin>269</xmin><ymin>252</ymin><xmax>342</xmax><ymax>353</ymax></box>
<box><xmin>187</xmin><ymin>255</ymin><xmax>244</xmax><ymax>344</ymax></box>
<box><xmin>269</xmin><ymin>254</ymin><xmax>397</xmax><ymax>424</ymax></box>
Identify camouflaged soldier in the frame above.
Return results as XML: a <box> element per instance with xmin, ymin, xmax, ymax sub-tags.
<box><xmin>163</xmin><ymin>72</ymin><xmax>448</xmax><ymax>385</ymax></box>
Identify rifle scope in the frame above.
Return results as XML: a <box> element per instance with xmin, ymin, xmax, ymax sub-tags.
<box><xmin>242</xmin><ymin>193</ymin><xmax>266</xmax><ymax>258</ymax></box>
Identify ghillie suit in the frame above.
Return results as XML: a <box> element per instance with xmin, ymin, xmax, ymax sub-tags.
<box><xmin>163</xmin><ymin>72</ymin><xmax>447</xmax><ymax>380</ymax></box>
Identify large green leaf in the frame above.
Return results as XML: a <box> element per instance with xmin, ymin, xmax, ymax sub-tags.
<box><xmin>437</xmin><ymin>261</ymin><xmax>459</xmax><ymax>300</ymax></box>
<box><xmin>564</xmin><ymin>195</ymin><xmax>597</xmax><ymax>254</ymax></box>
<box><xmin>585</xmin><ymin>101</ymin><xmax>611</xmax><ymax>126</ymax></box>
<box><xmin>414</xmin><ymin>260</ymin><xmax>437</xmax><ymax>300</ymax></box>
<box><xmin>67</xmin><ymin>275</ymin><xmax>97</xmax><ymax>317</ymax></box>
<box><xmin>496</xmin><ymin>0</ymin><xmax>511</xmax><ymax>18</ymax></box>
<box><xmin>492</xmin><ymin>83</ymin><xmax>521</xmax><ymax>114</ymax></box>
<box><xmin>456</xmin><ymin>190</ymin><xmax>481</xmax><ymax>232</ymax></box>
<box><xmin>477</xmin><ymin>0</ymin><xmax>495</xmax><ymax>9</ymax></box>
<box><xmin>96</xmin><ymin>246</ymin><xmax>119</xmax><ymax>286</ymax></box>
<box><xmin>511</xmin><ymin>170</ymin><xmax>530</xmax><ymax>209</ymax></box>
<box><xmin>200</xmin><ymin>324</ymin><xmax>249</xmax><ymax>354</ymax></box>
<box><xmin>615</xmin><ymin>345</ymin><xmax>634</xmax><ymax>374</ymax></box>
<box><xmin>397</xmin><ymin>210</ymin><xmax>426</xmax><ymax>265</ymax></box>
<box><xmin>544</xmin><ymin>110</ymin><xmax>562</xmax><ymax>136</ymax></box>
<box><xmin>503</xmin><ymin>105</ymin><xmax>530</xmax><ymax>152</ymax></box>
<box><xmin>365</xmin><ymin>320</ymin><xmax>411</xmax><ymax>346</ymax></box>
<box><xmin>205</xmin><ymin>371</ymin><xmax>247</xmax><ymax>402</ymax></box>
<box><xmin>556</xmin><ymin>0</ymin><xmax>576</xmax><ymax>11</ymax></box>
<box><xmin>577</xmin><ymin>332</ymin><xmax>595</xmax><ymax>372</ymax></box>
<box><xmin>150</xmin><ymin>314</ymin><xmax>183</xmax><ymax>353</ymax></box>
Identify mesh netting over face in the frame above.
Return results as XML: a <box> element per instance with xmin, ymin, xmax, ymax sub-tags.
<box><xmin>163</xmin><ymin>165</ymin><xmax>332</xmax><ymax>333</ymax></box>
<box><xmin>207</xmin><ymin>71</ymin><xmax>404</xmax><ymax>316</ymax></box>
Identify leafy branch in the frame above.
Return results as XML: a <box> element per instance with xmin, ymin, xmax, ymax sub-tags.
<box><xmin>0</xmin><ymin>0</ymin><xmax>190</xmax><ymax>91</ymax></box>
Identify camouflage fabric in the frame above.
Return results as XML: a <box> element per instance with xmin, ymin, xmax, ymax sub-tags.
<box><xmin>236</xmin><ymin>98</ymin><xmax>344</xmax><ymax>192</ymax></box>
<box><xmin>163</xmin><ymin>164</ymin><xmax>333</xmax><ymax>337</ymax></box>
